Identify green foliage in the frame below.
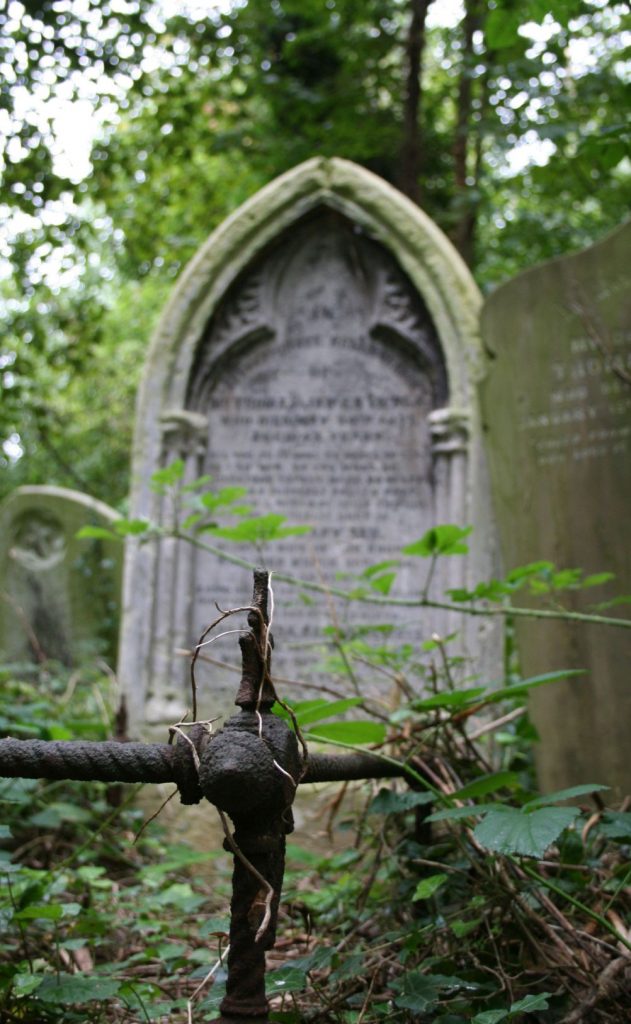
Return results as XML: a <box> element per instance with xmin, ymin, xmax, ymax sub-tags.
<box><xmin>74</xmin><ymin>463</ymin><xmax>313</xmax><ymax>553</ymax></box>
<box><xmin>0</xmin><ymin>667</ymin><xmax>229</xmax><ymax>1022</ymax></box>
<box><xmin>402</xmin><ymin>525</ymin><xmax>473</xmax><ymax>558</ymax></box>
<box><xmin>2</xmin><ymin>0</ymin><xmax>629</xmax><ymax>497</ymax></box>
<box><xmin>274</xmin><ymin>695</ymin><xmax>385</xmax><ymax>745</ymax></box>
<box><xmin>270</xmin><ymin>677</ymin><xmax>629</xmax><ymax>1022</ymax></box>
<box><xmin>472</xmin><ymin>804</ymin><xmax>582</xmax><ymax>858</ymax></box>
<box><xmin>208</xmin><ymin>513</ymin><xmax>312</xmax><ymax>544</ymax></box>
<box><xmin>306</xmin><ymin>720</ymin><xmax>386</xmax><ymax>745</ymax></box>
<box><xmin>2</xmin><ymin>531</ymin><xmax>630</xmax><ymax>1024</ymax></box>
<box><xmin>0</xmin><ymin>273</ymin><xmax>164</xmax><ymax>505</ymax></box>
<box><xmin>412</xmin><ymin>873</ymin><xmax>449</xmax><ymax>901</ymax></box>
<box><xmin>449</xmin><ymin>560</ymin><xmax>618</xmax><ymax>604</ymax></box>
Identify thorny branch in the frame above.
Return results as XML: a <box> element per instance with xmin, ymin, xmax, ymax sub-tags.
<box><xmin>174</xmin><ymin>532</ymin><xmax>631</xmax><ymax>630</ymax></box>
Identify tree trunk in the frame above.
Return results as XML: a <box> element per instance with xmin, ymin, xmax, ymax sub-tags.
<box><xmin>399</xmin><ymin>0</ymin><xmax>432</xmax><ymax>204</ymax></box>
<box><xmin>452</xmin><ymin>0</ymin><xmax>481</xmax><ymax>266</ymax></box>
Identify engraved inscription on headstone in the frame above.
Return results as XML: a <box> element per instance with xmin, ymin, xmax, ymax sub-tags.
<box><xmin>0</xmin><ymin>486</ymin><xmax>123</xmax><ymax>667</ymax></box>
<box><xmin>120</xmin><ymin>158</ymin><xmax>496</xmax><ymax>733</ymax></box>
<box><xmin>481</xmin><ymin>220</ymin><xmax>631</xmax><ymax>798</ymax></box>
<box><xmin>186</xmin><ymin>213</ymin><xmax>447</xmax><ymax>657</ymax></box>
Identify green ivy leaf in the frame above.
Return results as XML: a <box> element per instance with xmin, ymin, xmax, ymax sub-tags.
<box><xmin>306</xmin><ymin>721</ymin><xmax>386</xmax><ymax>745</ymax></box>
<box><xmin>450</xmin><ymin>917</ymin><xmax>482</xmax><ymax>938</ymax></box>
<box><xmin>392</xmin><ymin>971</ymin><xmax>442</xmax><ymax>1012</ymax></box>
<box><xmin>37</xmin><ymin>974</ymin><xmax>121</xmax><ymax>1004</ymax></box>
<box><xmin>361</xmin><ymin>560</ymin><xmax>400</xmax><ymax>578</ymax></box>
<box><xmin>294</xmin><ymin>697</ymin><xmax>363</xmax><ymax>726</ymax></box>
<box><xmin>266</xmin><ymin>966</ymin><xmax>308</xmax><ymax>994</ymax></box>
<box><xmin>402</xmin><ymin>525</ymin><xmax>472</xmax><ymax>558</ymax></box>
<box><xmin>392</xmin><ymin>972</ymin><xmax>470</xmax><ymax>1012</ymax></box>
<box><xmin>368</xmin><ymin>788</ymin><xmax>434</xmax><ymax>815</ymax></box>
<box><xmin>473</xmin><ymin>805</ymin><xmax>579</xmax><ymax>858</ymax></box>
<box><xmin>15</xmin><ymin>904</ymin><xmax>64</xmax><ymax>921</ymax></box>
<box><xmin>582</xmin><ymin>572</ymin><xmax>615</xmax><ymax>588</ymax></box>
<box><xmin>505</xmin><ymin>561</ymin><xmax>554</xmax><ymax>583</ymax></box>
<box><xmin>208</xmin><ymin>513</ymin><xmax>312</xmax><ymax>543</ymax></box>
<box><xmin>150</xmin><ymin>459</ymin><xmax>185</xmax><ymax>491</ymax></box>
<box><xmin>30</xmin><ymin>802</ymin><xmax>93</xmax><ymax>827</ymax></box>
<box><xmin>181</xmin><ymin>512</ymin><xmax>203</xmax><ymax>530</ymax></box>
<box><xmin>452</xmin><ymin>772</ymin><xmax>521</xmax><ymax>801</ymax></box>
<box><xmin>483</xmin><ymin>670</ymin><xmax>583</xmax><ymax>706</ymax></box>
<box><xmin>594</xmin><ymin>594</ymin><xmax>631</xmax><ymax>610</ymax></box>
<box><xmin>412</xmin><ymin>873</ymin><xmax>449</xmax><ymax>900</ymax></box>
<box><xmin>76</xmin><ymin>525</ymin><xmax>117</xmax><ymax>541</ymax></box>
<box><xmin>368</xmin><ymin>571</ymin><xmax>397</xmax><ymax>595</ymax></box>
<box><xmin>597</xmin><ymin>812</ymin><xmax>631</xmax><ymax>840</ymax></box>
<box><xmin>524</xmin><ymin>783</ymin><xmax>608</xmax><ymax>810</ymax></box>
<box><xmin>114</xmin><ymin>518</ymin><xmax>152</xmax><ymax>536</ymax></box>
<box><xmin>412</xmin><ymin>687</ymin><xmax>486</xmax><ymax>711</ymax></box>
<box><xmin>471</xmin><ymin>1011</ymin><xmax>508</xmax><ymax>1024</ymax></box>
<box><xmin>510</xmin><ymin>991</ymin><xmax>552</xmax><ymax>1013</ymax></box>
<box><xmin>199</xmin><ymin>486</ymin><xmax>249</xmax><ymax>511</ymax></box>
<box><xmin>182</xmin><ymin>474</ymin><xmax>213</xmax><ymax>491</ymax></box>
<box><xmin>12</xmin><ymin>972</ymin><xmax>45</xmax><ymax>997</ymax></box>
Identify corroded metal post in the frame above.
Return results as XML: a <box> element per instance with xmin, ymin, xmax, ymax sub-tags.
<box><xmin>0</xmin><ymin>568</ymin><xmax>408</xmax><ymax>1021</ymax></box>
<box><xmin>200</xmin><ymin>569</ymin><xmax>301</xmax><ymax>1022</ymax></box>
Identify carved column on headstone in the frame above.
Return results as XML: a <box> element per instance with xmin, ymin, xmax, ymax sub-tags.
<box><xmin>429</xmin><ymin>408</ymin><xmax>470</xmax><ymax>638</ymax></box>
<box><xmin>145</xmin><ymin>411</ymin><xmax>209</xmax><ymax>725</ymax></box>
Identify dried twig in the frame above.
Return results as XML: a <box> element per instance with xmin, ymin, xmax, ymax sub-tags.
<box><xmin>217</xmin><ymin>809</ymin><xmax>274</xmax><ymax>943</ymax></box>
<box><xmin>133</xmin><ymin>788</ymin><xmax>178</xmax><ymax>844</ymax></box>
<box><xmin>190</xmin><ymin>604</ymin><xmax>264</xmax><ymax>719</ymax></box>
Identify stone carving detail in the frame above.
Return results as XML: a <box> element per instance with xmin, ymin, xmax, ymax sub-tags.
<box><xmin>0</xmin><ymin>487</ymin><xmax>122</xmax><ymax>668</ymax></box>
<box><xmin>189</xmin><ymin>213</ymin><xmax>446</xmax><ymax>411</ymax></box>
<box><xmin>175</xmin><ymin>212</ymin><xmax>454</xmax><ymax>682</ymax></box>
<box><xmin>10</xmin><ymin>511</ymin><xmax>66</xmax><ymax>571</ymax></box>
<box><xmin>119</xmin><ymin>160</ymin><xmax>501</xmax><ymax>736</ymax></box>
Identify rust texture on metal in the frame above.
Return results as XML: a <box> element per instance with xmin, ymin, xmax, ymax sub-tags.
<box><xmin>0</xmin><ymin>568</ymin><xmax>410</xmax><ymax>1024</ymax></box>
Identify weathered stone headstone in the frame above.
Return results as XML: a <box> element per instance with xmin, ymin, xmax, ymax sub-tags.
<box><xmin>120</xmin><ymin>158</ymin><xmax>500</xmax><ymax>734</ymax></box>
<box><xmin>0</xmin><ymin>486</ymin><xmax>122</xmax><ymax>667</ymax></box>
<box><xmin>481</xmin><ymin>221</ymin><xmax>631</xmax><ymax>798</ymax></box>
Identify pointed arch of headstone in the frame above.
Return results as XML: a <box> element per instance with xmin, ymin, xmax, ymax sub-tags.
<box><xmin>121</xmin><ymin>158</ymin><xmax>497</xmax><ymax>735</ymax></box>
<box><xmin>136</xmin><ymin>157</ymin><xmax>482</xmax><ymax>470</ymax></box>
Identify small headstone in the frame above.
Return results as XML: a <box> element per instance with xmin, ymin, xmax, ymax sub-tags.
<box><xmin>120</xmin><ymin>158</ymin><xmax>499</xmax><ymax>733</ymax></box>
<box><xmin>481</xmin><ymin>221</ymin><xmax>631</xmax><ymax>798</ymax></box>
<box><xmin>0</xmin><ymin>486</ymin><xmax>122</xmax><ymax>667</ymax></box>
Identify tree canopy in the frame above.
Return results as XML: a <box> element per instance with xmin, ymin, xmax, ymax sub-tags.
<box><xmin>1</xmin><ymin>0</ymin><xmax>629</xmax><ymax>501</ymax></box>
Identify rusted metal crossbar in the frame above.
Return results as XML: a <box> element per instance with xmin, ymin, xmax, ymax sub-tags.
<box><xmin>0</xmin><ymin>569</ymin><xmax>407</xmax><ymax>1023</ymax></box>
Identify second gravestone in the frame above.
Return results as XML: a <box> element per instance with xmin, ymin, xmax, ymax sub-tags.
<box><xmin>481</xmin><ymin>221</ymin><xmax>631</xmax><ymax>798</ymax></box>
<box><xmin>120</xmin><ymin>158</ymin><xmax>499</xmax><ymax>733</ymax></box>
<box><xmin>0</xmin><ymin>486</ymin><xmax>122</xmax><ymax>667</ymax></box>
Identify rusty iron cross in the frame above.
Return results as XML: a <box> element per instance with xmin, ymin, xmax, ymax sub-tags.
<box><xmin>0</xmin><ymin>569</ymin><xmax>406</xmax><ymax>1023</ymax></box>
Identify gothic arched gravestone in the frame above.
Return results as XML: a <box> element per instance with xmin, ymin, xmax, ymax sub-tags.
<box><xmin>120</xmin><ymin>158</ymin><xmax>499</xmax><ymax>733</ymax></box>
<box><xmin>0</xmin><ymin>486</ymin><xmax>122</xmax><ymax>667</ymax></box>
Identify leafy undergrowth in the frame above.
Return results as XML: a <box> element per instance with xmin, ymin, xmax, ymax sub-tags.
<box><xmin>0</xmin><ymin>666</ymin><xmax>232</xmax><ymax>1022</ymax></box>
<box><xmin>269</xmin><ymin>664</ymin><xmax>631</xmax><ymax>1024</ymax></box>
<box><xmin>1</xmin><ymin>662</ymin><xmax>630</xmax><ymax>1024</ymax></box>
<box><xmin>273</xmin><ymin>786</ymin><xmax>631</xmax><ymax>1024</ymax></box>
